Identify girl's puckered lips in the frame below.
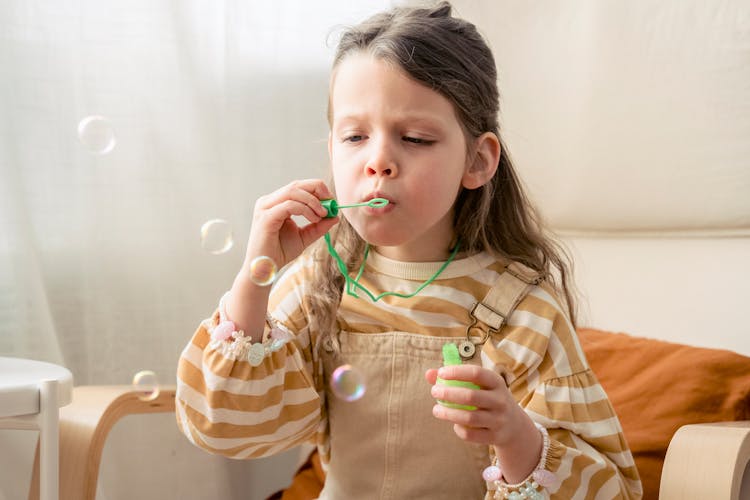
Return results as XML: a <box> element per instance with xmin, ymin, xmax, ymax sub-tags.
<box><xmin>361</xmin><ymin>191</ymin><xmax>393</xmax><ymax>204</ymax></box>
<box><xmin>362</xmin><ymin>191</ymin><xmax>395</xmax><ymax>215</ymax></box>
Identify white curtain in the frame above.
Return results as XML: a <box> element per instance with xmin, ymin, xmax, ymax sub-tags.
<box><xmin>0</xmin><ymin>1</ymin><xmax>395</xmax><ymax>499</ymax></box>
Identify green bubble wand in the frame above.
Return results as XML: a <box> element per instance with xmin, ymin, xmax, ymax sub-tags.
<box><xmin>320</xmin><ymin>198</ymin><xmax>389</xmax><ymax>218</ymax></box>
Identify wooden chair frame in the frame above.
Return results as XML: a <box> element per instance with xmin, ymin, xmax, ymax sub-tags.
<box><xmin>28</xmin><ymin>386</ymin><xmax>176</xmax><ymax>500</ymax></box>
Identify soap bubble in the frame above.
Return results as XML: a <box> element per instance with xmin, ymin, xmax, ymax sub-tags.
<box><xmin>132</xmin><ymin>370</ymin><xmax>160</xmax><ymax>402</ymax></box>
<box><xmin>200</xmin><ymin>219</ymin><xmax>234</xmax><ymax>254</ymax></box>
<box><xmin>249</xmin><ymin>255</ymin><xmax>278</xmax><ymax>286</ymax></box>
<box><xmin>77</xmin><ymin>115</ymin><xmax>116</xmax><ymax>154</ymax></box>
<box><xmin>330</xmin><ymin>364</ymin><xmax>366</xmax><ymax>402</ymax></box>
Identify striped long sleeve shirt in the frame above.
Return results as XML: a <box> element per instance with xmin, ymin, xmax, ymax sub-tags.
<box><xmin>176</xmin><ymin>250</ymin><xmax>643</xmax><ymax>499</ymax></box>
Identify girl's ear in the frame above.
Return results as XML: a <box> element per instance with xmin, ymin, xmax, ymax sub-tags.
<box><xmin>462</xmin><ymin>132</ymin><xmax>500</xmax><ymax>189</ymax></box>
<box><xmin>328</xmin><ymin>132</ymin><xmax>333</xmax><ymax>159</ymax></box>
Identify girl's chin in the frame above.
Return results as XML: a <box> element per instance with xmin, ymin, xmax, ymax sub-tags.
<box><xmin>361</xmin><ymin>234</ymin><xmax>407</xmax><ymax>248</ymax></box>
<box><xmin>353</xmin><ymin>225</ymin><xmax>408</xmax><ymax>248</ymax></box>
<box><xmin>358</xmin><ymin>230</ymin><xmax>458</xmax><ymax>262</ymax></box>
<box><xmin>352</xmin><ymin>220</ymin><xmax>446</xmax><ymax>252</ymax></box>
<box><xmin>353</xmin><ymin>219</ymin><xmax>447</xmax><ymax>246</ymax></box>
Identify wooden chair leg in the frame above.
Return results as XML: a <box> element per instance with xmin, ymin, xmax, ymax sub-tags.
<box><xmin>28</xmin><ymin>385</ymin><xmax>176</xmax><ymax>500</ymax></box>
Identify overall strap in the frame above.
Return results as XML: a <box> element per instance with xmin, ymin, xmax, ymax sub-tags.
<box><xmin>459</xmin><ymin>261</ymin><xmax>544</xmax><ymax>359</ymax></box>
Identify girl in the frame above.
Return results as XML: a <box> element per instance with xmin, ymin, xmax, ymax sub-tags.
<box><xmin>176</xmin><ymin>3</ymin><xmax>642</xmax><ymax>499</ymax></box>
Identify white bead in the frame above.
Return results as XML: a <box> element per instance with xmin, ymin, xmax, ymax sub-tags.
<box><xmin>247</xmin><ymin>342</ymin><xmax>265</xmax><ymax>366</ymax></box>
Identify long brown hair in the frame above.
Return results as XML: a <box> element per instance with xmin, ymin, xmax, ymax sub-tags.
<box><xmin>308</xmin><ymin>1</ymin><xmax>577</xmax><ymax>337</ymax></box>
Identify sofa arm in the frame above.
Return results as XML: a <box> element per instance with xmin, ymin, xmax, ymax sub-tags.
<box><xmin>659</xmin><ymin>421</ymin><xmax>750</xmax><ymax>499</ymax></box>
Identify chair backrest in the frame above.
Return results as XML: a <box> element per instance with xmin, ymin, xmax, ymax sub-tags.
<box><xmin>451</xmin><ymin>0</ymin><xmax>750</xmax><ymax>355</ymax></box>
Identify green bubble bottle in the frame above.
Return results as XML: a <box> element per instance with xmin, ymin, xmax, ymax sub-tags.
<box><xmin>436</xmin><ymin>343</ymin><xmax>480</xmax><ymax>411</ymax></box>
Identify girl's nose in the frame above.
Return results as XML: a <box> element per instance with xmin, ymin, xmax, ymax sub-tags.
<box><xmin>365</xmin><ymin>142</ymin><xmax>398</xmax><ymax>178</ymax></box>
<box><xmin>366</xmin><ymin>163</ymin><xmax>396</xmax><ymax>177</ymax></box>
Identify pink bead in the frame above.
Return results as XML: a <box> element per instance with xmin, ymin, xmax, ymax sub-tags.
<box><xmin>212</xmin><ymin>321</ymin><xmax>235</xmax><ymax>341</ymax></box>
<box><xmin>532</xmin><ymin>469</ymin><xmax>556</xmax><ymax>487</ymax></box>
<box><xmin>482</xmin><ymin>465</ymin><xmax>502</xmax><ymax>482</ymax></box>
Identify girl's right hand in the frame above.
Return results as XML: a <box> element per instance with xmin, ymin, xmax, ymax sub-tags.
<box><xmin>244</xmin><ymin>179</ymin><xmax>339</xmax><ymax>272</ymax></box>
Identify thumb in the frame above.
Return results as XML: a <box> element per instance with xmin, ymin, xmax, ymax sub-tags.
<box><xmin>300</xmin><ymin>217</ymin><xmax>340</xmax><ymax>247</ymax></box>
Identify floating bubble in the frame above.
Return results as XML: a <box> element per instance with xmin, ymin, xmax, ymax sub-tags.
<box><xmin>249</xmin><ymin>255</ymin><xmax>278</xmax><ymax>286</ymax></box>
<box><xmin>200</xmin><ymin>219</ymin><xmax>234</xmax><ymax>254</ymax></box>
<box><xmin>132</xmin><ymin>370</ymin><xmax>160</xmax><ymax>402</ymax></box>
<box><xmin>330</xmin><ymin>364</ymin><xmax>366</xmax><ymax>402</ymax></box>
<box><xmin>77</xmin><ymin>115</ymin><xmax>116</xmax><ymax>154</ymax></box>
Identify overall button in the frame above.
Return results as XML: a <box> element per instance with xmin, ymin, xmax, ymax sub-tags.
<box><xmin>459</xmin><ymin>340</ymin><xmax>476</xmax><ymax>359</ymax></box>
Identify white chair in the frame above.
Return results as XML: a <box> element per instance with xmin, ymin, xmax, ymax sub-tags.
<box><xmin>0</xmin><ymin>356</ymin><xmax>73</xmax><ymax>500</ymax></box>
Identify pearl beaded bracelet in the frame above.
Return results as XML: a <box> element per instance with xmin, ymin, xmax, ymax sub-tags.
<box><xmin>208</xmin><ymin>321</ymin><xmax>292</xmax><ymax>365</ymax></box>
<box><xmin>207</xmin><ymin>292</ymin><xmax>293</xmax><ymax>366</ymax></box>
<box><xmin>483</xmin><ymin>422</ymin><xmax>556</xmax><ymax>500</ymax></box>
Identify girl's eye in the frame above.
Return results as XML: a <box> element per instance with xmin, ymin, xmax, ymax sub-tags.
<box><xmin>403</xmin><ymin>136</ymin><xmax>434</xmax><ymax>145</ymax></box>
<box><xmin>343</xmin><ymin>135</ymin><xmax>364</xmax><ymax>143</ymax></box>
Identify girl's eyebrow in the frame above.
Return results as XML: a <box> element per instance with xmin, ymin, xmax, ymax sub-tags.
<box><xmin>333</xmin><ymin>112</ymin><xmax>448</xmax><ymax>129</ymax></box>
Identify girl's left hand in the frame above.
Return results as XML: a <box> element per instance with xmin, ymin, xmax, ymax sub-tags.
<box><xmin>425</xmin><ymin>364</ymin><xmax>527</xmax><ymax>447</ymax></box>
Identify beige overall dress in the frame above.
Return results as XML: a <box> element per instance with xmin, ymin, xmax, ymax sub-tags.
<box><xmin>317</xmin><ymin>262</ymin><xmax>542</xmax><ymax>500</ymax></box>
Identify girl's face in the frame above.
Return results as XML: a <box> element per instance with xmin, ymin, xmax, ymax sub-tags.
<box><xmin>329</xmin><ymin>53</ymin><xmax>474</xmax><ymax>262</ymax></box>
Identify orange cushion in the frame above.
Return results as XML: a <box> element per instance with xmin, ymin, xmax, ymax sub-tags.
<box><xmin>278</xmin><ymin>450</ymin><xmax>325</xmax><ymax>500</ymax></box>
<box><xmin>578</xmin><ymin>328</ymin><xmax>750</xmax><ymax>500</ymax></box>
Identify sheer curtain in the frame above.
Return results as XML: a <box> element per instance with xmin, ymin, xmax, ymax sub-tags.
<box><xmin>0</xmin><ymin>1</ymin><xmax>394</xmax><ymax>498</ymax></box>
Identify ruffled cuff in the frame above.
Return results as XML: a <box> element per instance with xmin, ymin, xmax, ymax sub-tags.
<box><xmin>541</xmin><ymin>437</ymin><xmax>566</xmax><ymax>475</ymax></box>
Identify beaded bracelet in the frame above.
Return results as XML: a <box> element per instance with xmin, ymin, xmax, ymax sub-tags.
<box><xmin>482</xmin><ymin>422</ymin><xmax>556</xmax><ymax>500</ymax></box>
<box><xmin>207</xmin><ymin>292</ymin><xmax>293</xmax><ymax>366</ymax></box>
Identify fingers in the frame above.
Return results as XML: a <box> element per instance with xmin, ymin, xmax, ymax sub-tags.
<box><xmin>436</xmin><ymin>364</ymin><xmax>505</xmax><ymax>390</ymax></box>
<box><xmin>434</xmin><ymin>404</ymin><xmax>493</xmax><ymax>444</ymax></box>
<box><xmin>258</xmin><ymin>179</ymin><xmax>333</xmax><ymax>220</ymax></box>
<box><xmin>247</xmin><ymin>179</ymin><xmax>338</xmax><ymax>268</ymax></box>
<box><xmin>430</xmin><ymin>381</ymin><xmax>503</xmax><ymax>412</ymax></box>
<box><xmin>261</xmin><ymin>178</ymin><xmax>334</xmax><ymax>204</ymax></box>
<box><xmin>452</xmin><ymin>424</ymin><xmax>495</xmax><ymax>444</ymax></box>
<box><xmin>253</xmin><ymin>179</ymin><xmax>334</xmax><ymax>232</ymax></box>
<box><xmin>427</xmin><ymin>365</ymin><xmax>507</xmax><ymax>411</ymax></box>
<box><xmin>431</xmin><ymin>403</ymin><xmax>513</xmax><ymax>445</ymax></box>
<box><xmin>429</xmin><ymin>365</ymin><xmax>515</xmax><ymax>445</ymax></box>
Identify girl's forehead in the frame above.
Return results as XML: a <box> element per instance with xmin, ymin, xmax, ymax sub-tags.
<box><xmin>329</xmin><ymin>53</ymin><xmax>457</xmax><ymax>125</ymax></box>
<box><xmin>329</xmin><ymin>53</ymin><xmax>406</xmax><ymax>95</ymax></box>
